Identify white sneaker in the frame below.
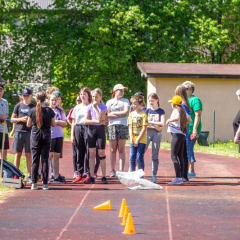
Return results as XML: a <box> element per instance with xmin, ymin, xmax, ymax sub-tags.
<box><xmin>31</xmin><ymin>183</ymin><xmax>38</xmax><ymax>190</ymax></box>
<box><xmin>168</xmin><ymin>178</ymin><xmax>183</xmax><ymax>185</ymax></box>
<box><xmin>43</xmin><ymin>184</ymin><xmax>49</xmax><ymax>190</ymax></box>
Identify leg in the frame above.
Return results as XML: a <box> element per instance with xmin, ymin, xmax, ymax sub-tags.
<box><xmin>24</xmin><ymin>132</ymin><xmax>32</xmax><ymax>176</ymax></box>
<box><xmin>151</xmin><ymin>131</ymin><xmax>162</xmax><ymax>176</ymax></box>
<box><xmin>118</xmin><ymin>139</ymin><xmax>126</xmax><ymax>171</ymax></box>
<box><xmin>89</xmin><ymin>148</ymin><xmax>96</xmax><ymax>177</ymax></box>
<box><xmin>98</xmin><ymin>149</ymin><xmax>106</xmax><ymax>177</ymax></box>
<box><xmin>31</xmin><ymin>145</ymin><xmax>41</xmax><ymax>184</ymax></box>
<box><xmin>14</xmin><ymin>152</ymin><xmax>22</xmax><ymax>169</ymax></box>
<box><xmin>72</xmin><ymin>143</ymin><xmax>77</xmax><ymax>172</ymax></box>
<box><xmin>188</xmin><ymin>138</ymin><xmax>197</xmax><ymax>173</ymax></box>
<box><xmin>136</xmin><ymin>143</ymin><xmax>146</xmax><ymax>171</ymax></box>
<box><xmin>41</xmin><ymin>139</ymin><xmax>50</xmax><ymax>185</ymax></box>
<box><xmin>53</xmin><ymin>152</ymin><xmax>60</xmax><ymax>178</ymax></box>
<box><xmin>177</xmin><ymin>137</ymin><xmax>185</xmax><ymax>178</ymax></box>
<box><xmin>3</xmin><ymin>150</ymin><xmax>7</xmax><ymax>160</ymax></box>
<box><xmin>94</xmin><ymin>145</ymin><xmax>100</xmax><ymax>174</ymax></box>
<box><xmin>25</xmin><ymin>153</ymin><xmax>32</xmax><ymax>177</ymax></box>
<box><xmin>48</xmin><ymin>152</ymin><xmax>53</xmax><ymax>177</ymax></box>
<box><xmin>171</xmin><ymin>134</ymin><xmax>182</xmax><ymax>178</ymax></box>
<box><xmin>129</xmin><ymin>143</ymin><xmax>137</xmax><ymax>171</ymax></box>
<box><xmin>109</xmin><ymin>139</ymin><xmax>118</xmax><ymax>171</ymax></box>
<box><xmin>182</xmin><ymin>139</ymin><xmax>189</xmax><ymax>180</ymax></box>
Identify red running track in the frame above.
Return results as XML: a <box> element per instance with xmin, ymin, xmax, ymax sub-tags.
<box><xmin>0</xmin><ymin>139</ymin><xmax>240</xmax><ymax>239</ymax></box>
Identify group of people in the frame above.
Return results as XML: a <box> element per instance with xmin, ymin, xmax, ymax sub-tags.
<box><xmin>0</xmin><ymin>80</ymin><xmax>203</xmax><ymax>190</ymax></box>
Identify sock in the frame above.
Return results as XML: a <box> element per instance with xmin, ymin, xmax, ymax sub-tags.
<box><xmin>38</xmin><ymin>169</ymin><xmax>41</xmax><ymax>175</ymax></box>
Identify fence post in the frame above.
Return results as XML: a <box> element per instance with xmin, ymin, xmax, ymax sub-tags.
<box><xmin>213</xmin><ymin>110</ymin><xmax>215</xmax><ymax>148</ymax></box>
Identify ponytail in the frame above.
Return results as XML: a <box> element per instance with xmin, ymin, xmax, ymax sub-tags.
<box><xmin>35</xmin><ymin>91</ymin><xmax>46</xmax><ymax>129</ymax></box>
<box><xmin>173</xmin><ymin>104</ymin><xmax>188</xmax><ymax>134</ymax></box>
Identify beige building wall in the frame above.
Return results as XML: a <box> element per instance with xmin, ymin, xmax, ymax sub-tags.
<box><xmin>147</xmin><ymin>77</ymin><xmax>240</xmax><ymax>143</ymax></box>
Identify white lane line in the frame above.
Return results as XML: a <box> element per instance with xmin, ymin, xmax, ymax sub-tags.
<box><xmin>56</xmin><ymin>184</ymin><xmax>95</xmax><ymax>240</ymax></box>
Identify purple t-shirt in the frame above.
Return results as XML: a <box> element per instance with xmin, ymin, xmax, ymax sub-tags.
<box><xmin>51</xmin><ymin>108</ymin><xmax>67</xmax><ymax>139</ymax></box>
<box><xmin>86</xmin><ymin>103</ymin><xmax>107</xmax><ymax>125</ymax></box>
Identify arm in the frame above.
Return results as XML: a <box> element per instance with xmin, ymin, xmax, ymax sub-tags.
<box><xmin>148</xmin><ymin>114</ymin><xmax>165</xmax><ymax>127</ymax></box>
<box><xmin>67</xmin><ymin>118</ymin><xmax>72</xmax><ymax>126</ymax></box>
<box><xmin>234</xmin><ymin>125</ymin><xmax>240</xmax><ymax>144</ymax></box>
<box><xmin>55</xmin><ymin>120</ymin><xmax>67</xmax><ymax>127</ymax></box>
<box><xmin>192</xmin><ymin>110</ymin><xmax>202</xmax><ymax>138</ymax></box>
<box><xmin>84</xmin><ymin>113</ymin><xmax>105</xmax><ymax>125</ymax></box>
<box><xmin>11</xmin><ymin>113</ymin><xmax>28</xmax><ymax>123</ymax></box>
<box><xmin>166</xmin><ymin>113</ymin><xmax>180</xmax><ymax>126</ymax></box>
<box><xmin>108</xmin><ymin>107</ymin><xmax>129</xmax><ymax>118</ymax></box>
<box><xmin>26</xmin><ymin>117</ymin><xmax>32</xmax><ymax>128</ymax></box>
<box><xmin>134</xmin><ymin>125</ymin><xmax>147</xmax><ymax>147</ymax></box>
<box><xmin>128</xmin><ymin>124</ymin><xmax>134</xmax><ymax>144</ymax></box>
<box><xmin>187</xmin><ymin>115</ymin><xmax>192</xmax><ymax>124</ymax></box>
<box><xmin>51</xmin><ymin>117</ymin><xmax>57</xmax><ymax>127</ymax></box>
<box><xmin>71</xmin><ymin>118</ymin><xmax>76</xmax><ymax>144</ymax></box>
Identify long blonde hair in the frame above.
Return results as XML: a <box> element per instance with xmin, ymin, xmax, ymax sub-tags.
<box><xmin>175</xmin><ymin>85</ymin><xmax>191</xmax><ymax>113</ymax></box>
<box><xmin>92</xmin><ymin>88</ymin><xmax>104</xmax><ymax>103</ymax></box>
<box><xmin>173</xmin><ymin>104</ymin><xmax>188</xmax><ymax>134</ymax></box>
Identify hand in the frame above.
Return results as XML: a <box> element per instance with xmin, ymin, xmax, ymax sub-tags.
<box><xmin>234</xmin><ymin>135</ymin><xmax>239</xmax><ymax>144</ymax></box>
<box><xmin>130</xmin><ymin>139</ymin><xmax>134</xmax><ymax>144</ymax></box>
<box><xmin>133</xmin><ymin>140</ymin><xmax>139</xmax><ymax>147</ymax></box>
<box><xmin>166</xmin><ymin>119</ymin><xmax>170</xmax><ymax>126</ymax></box>
<box><xmin>155</xmin><ymin>126</ymin><xmax>162</xmax><ymax>132</ymax></box>
<box><xmin>10</xmin><ymin>130</ymin><xmax>15</xmax><ymax>137</ymax></box>
<box><xmin>71</xmin><ymin>136</ymin><xmax>75</xmax><ymax>145</ymax></box>
<box><xmin>99</xmin><ymin>119</ymin><xmax>105</xmax><ymax>125</ymax></box>
<box><xmin>55</xmin><ymin>120</ymin><xmax>59</xmax><ymax>125</ymax></box>
<box><xmin>192</xmin><ymin>130</ymin><xmax>198</xmax><ymax>139</ymax></box>
<box><xmin>93</xmin><ymin>101</ymin><xmax>98</xmax><ymax>108</ymax></box>
<box><xmin>21</xmin><ymin>116</ymin><xmax>28</xmax><ymax>123</ymax></box>
<box><xmin>1</xmin><ymin>114</ymin><xmax>8</xmax><ymax>120</ymax></box>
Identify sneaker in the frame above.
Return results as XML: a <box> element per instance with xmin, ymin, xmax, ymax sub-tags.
<box><xmin>102</xmin><ymin>177</ymin><xmax>108</xmax><ymax>184</ymax></box>
<box><xmin>84</xmin><ymin>176</ymin><xmax>95</xmax><ymax>184</ymax></box>
<box><xmin>93</xmin><ymin>174</ymin><xmax>98</xmax><ymax>180</ymax></box>
<box><xmin>152</xmin><ymin>176</ymin><xmax>157</xmax><ymax>184</ymax></box>
<box><xmin>43</xmin><ymin>184</ymin><xmax>49</xmax><ymax>190</ymax></box>
<box><xmin>31</xmin><ymin>183</ymin><xmax>38</xmax><ymax>190</ymax></box>
<box><xmin>168</xmin><ymin>178</ymin><xmax>183</xmax><ymax>185</ymax></box>
<box><xmin>42</xmin><ymin>181</ymin><xmax>50</xmax><ymax>184</ymax></box>
<box><xmin>53</xmin><ymin>177</ymin><xmax>66</xmax><ymax>184</ymax></box>
<box><xmin>182</xmin><ymin>178</ymin><xmax>190</xmax><ymax>184</ymax></box>
<box><xmin>38</xmin><ymin>174</ymin><xmax>41</xmax><ymax>180</ymax></box>
<box><xmin>73</xmin><ymin>171</ymin><xmax>78</xmax><ymax>178</ymax></box>
<box><xmin>110</xmin><ymin>170</ymin><xmax>116</xmax><ymax>177</ymax></box>
<box><xmin>59</xmin><ymin>174</ymin><xmax>65</xmax><ymax>180</ymax></box>
<box><xmin>72</xmin><ymin>176</ymin><xmax>83</xmax><ymax>183</ymax></box>
<box><xmin>187</xmin><ymin>172</ymin><xmax>196</xmax><ymax>178</ymax></box>
<box><xmin>82</xmin><ymin>173</ymin><xmax>87</xmax><ymax>179</ymax></box>
<box><xmin>27</xmin><ymin>176</ymin><xmax>32</xmax><ymax>184</ymax></box>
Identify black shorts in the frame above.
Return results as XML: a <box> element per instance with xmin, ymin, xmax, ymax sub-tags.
<box><xmin>87</xmin><ymin>125</ymin><xmax>106</xmax><ymax>149</ymax></box>
<box><xmin>12</xmin><ymin>132</ymin><xmax>31</xmax><ymax>153</ymax></box>
<box><xmin>0</xmin><ymin>132</ymin><xmax>9</xmax><ymax>150</ymax></box>
<box><xmin>50</xmin><ymin>137</ymin><xmax>63</xmax><ymax>153</ymax></box>
<box><xmin>107</xmin><ymin>124</ymin><xmax>128</xmax><ymax>140</ymax></box>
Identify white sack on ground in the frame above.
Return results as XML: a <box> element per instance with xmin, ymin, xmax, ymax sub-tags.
<box><xmin>116</xmin><ymin>169</ymin><xmax>145</xmax><ymax>178</ymax></box>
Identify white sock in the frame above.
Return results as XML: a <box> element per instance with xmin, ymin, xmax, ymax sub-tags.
<box><xmin>38</xmin><ymin>169</ymin><xmax>41</xmax><ymax>175</ymax></box>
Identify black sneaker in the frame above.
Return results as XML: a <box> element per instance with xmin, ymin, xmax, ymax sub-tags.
<box><xmin>182</xmin><ymin>178</ymin><xmax>190</xmax><ymax>184</ymax></box>
<box><xmin>38</xmin><ymin>174</ymin><xmax>41</xmax><ymax>180</ymax></box>
<box><xmin>84</xmin><ymin>176</ymin><xmax>95</xmax><ymax>184</ymax></box>
<box><xmin>59</xmin><ymin>174</ymin><xmax>65</xmax><ymax>180</ymax></box>
<box><xmin>53</xmin><ymin>177</ymin><xmax>66</xmax><ymax>184</ymax></box>
<box><xmin>102</xmin><ymin>177</ymin><xmax>108</xmax><ymax>184</ymax></box>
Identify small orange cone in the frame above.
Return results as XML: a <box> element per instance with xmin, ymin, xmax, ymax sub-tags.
<box><xmin>93</xmin><ymin>200</ymin><xmax>112</xmax><ymax>210</ymax></box>
<box><xmin>122</xmin><ymin>213</ymin><xmax>135</xmax><ymax>234</ymax></box>
<box><xmin>118</xmin><ymin>199</ymin><xmax>126</xmax><ymax>217</ymax></box>
<box><xmin>121</xmin><ymin>206</ymin><xmax>129</xmax><ymax>225</ymax></box>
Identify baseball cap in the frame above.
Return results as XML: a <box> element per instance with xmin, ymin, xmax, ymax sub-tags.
<box><xmin>113</xmin><ymin>84</ymin><xmax>128</xmax><ymax>92</ymax></box>
<box><xmin>0</xmin><ymin>84</ymin><xmax>4</xmax><ymax>90</ymax></box>
<box><xmin>22</xmin><ymin>88</ymin><xmax>32</xmax><ymax>96</ymax></box>
<box><xmin>0</xmin><ymin>72</ymin><xmax>4</xmax><ymax>82</ymax></box>
<box><xmin>168</xmin><ymin>96</ymin><xmax>182</xmax><ymax>105</ymax></box>
<box><xmin>134</xmin><ymin>92</ymin><xmax>144</xmax><ymax>97</ymax></box>
<box><xmin>52</xmin><ymin>91</ymin><xmax>63</xmax><ymax>97</ymax></box>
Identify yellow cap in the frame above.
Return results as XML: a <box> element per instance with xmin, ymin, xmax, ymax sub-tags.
<box><xmin>168</xmin><ymin>96</ymin><xmax>182</xmax><ymax>105</ymax></box>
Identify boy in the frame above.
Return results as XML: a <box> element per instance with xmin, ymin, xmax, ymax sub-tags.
<box><xmin>11</xmin><ymin>88</ymin><xmax>35</xmax><ymax>183</ymax></box>
<box><xmin>128</xmin><ymin>95</ymin><xmax>148</xmax><ymax>172</ymax></box>
<box><xmin>0</xmin><ymin>84</ymin><xmax>9</xmax><ymax>160</ymax></box>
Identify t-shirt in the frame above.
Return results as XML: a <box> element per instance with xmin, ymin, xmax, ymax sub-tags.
<box><xmin>71</xmin><ymin>103</ymin><xmax>90</xmax><ymax>125</ymax></box>
<box><xmin>51</xmin><ymin>108</ymin><xmax>67</xmax><ymax>139</ymax></box>
<box><xmin>182</xmin><ymin>103</ymin><xmax>190</xmax><ymax>137</ymax></box>
<box><xmin>0</xmin><ymin>98</ymin><xmax>9</xmax><ymax>133</ymax></box>
<box><xmin>233</xmin><ymin>110</ymin><xmax>240</xmax><ymax>137</ymax></box>
<box><xmin>130</xmin><ymin>105</ymin><xmax>147</xmax><ymax>113</ymax></box>
<box><xmin>128</xmin><ymin>111</ymin><xmax>148</xmax><ymax>144</ymax></box>
<box><xmin>106</xmin><ymin>98</ymin><xmax>130</xmax><ymax>126</ymax></box>
<box><xmin>28</xmin><ymin>106</ymin><xmax>55</xmax><ymax>131</ymax></box>
<box><xmin>145</xmin><ymin>108</ymin><xmax>165</xmax><ymax>128</ymax></box>
<box><xmin>13</xmin><ymin>102</ymin><xmax>35</xmax><ymax>133</ymax></box>
<box><xmin>86</xmin><ymin>103</ymin><xmax>107</xmax><ymax>126</ymax></box>
<box><xmin>67</xmin><ymin>108</ymin><xmax>74</xmax><ymax>120</ymax></box>
<box><xmin>188</xmin><ymin>95</ymin><xmax>202</xmax><ymax>137</ymax></box>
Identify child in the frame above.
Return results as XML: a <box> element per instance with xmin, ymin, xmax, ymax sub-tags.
<box><xmin>145</xmin><ymin>93</ymin><xmax>165</xmax><ymax>183</ymax></box>
<box><xmin>128</xmin><ymin>95</ymin><xmax>148</xmax><ymax>172</ymax></box>
<box><xmin>11</xmin><ymin>88</ymin><xmax>35</xmax><ymax>184</ymax></box>
<box><xmin>166</xmin><ymin>96</ymin><xmax>192</xmax><ymax>185</ymax></box>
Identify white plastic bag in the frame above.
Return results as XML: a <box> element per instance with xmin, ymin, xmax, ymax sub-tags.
<box><xmin>116</xmin><ymin>169</ymin><xmax>145</xmax><ymax>178</ymax></box>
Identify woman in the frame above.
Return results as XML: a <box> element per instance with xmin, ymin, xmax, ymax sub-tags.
<box><xmin>106</xmin><ymin>84</ymin><xmax>130</xmax><ymax>176</ymax></box>
<box><xmin>27</xmin><ymin>91</ymin><xmax>56</xmax><ymax>190</ymax></box>
<box><xmin>84</xmin><ymin>88</ymin><xmax>108</xmax><ymax>184</ymax></box>
<box><xmin>71</xmin><ymin>88</ymin><xmax>91</xmax><ymax>183</ymax></box>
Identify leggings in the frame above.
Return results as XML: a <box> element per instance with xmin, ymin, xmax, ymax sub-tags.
<box><xmin>72</xmin><ymin>143</ymin><xmax>77</xmax><ymax>172</ymax></box>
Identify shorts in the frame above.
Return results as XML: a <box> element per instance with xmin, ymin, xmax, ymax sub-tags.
<box><xmin>50</xmin><ymin>137</ymin><xmax>63</xmax><ymax>153</ymax></box>
<box><xmin>0</xmin><ymin>132</ymin><xmax>9</xmax><ymax>150</ymax></box>
<box><xmin>12</xmin><ymin>132</ymin><xmax>31</xmax><ymax>153</ymax></box>
<box><xmin>87</xmin><ymin>125</ymin><xmax>106</xmax><ymax>149</ymax></box>
<box><xmin>107</xmin><ymin>124</ymin><xmax>128</xmax><ymax>140</ymax></box>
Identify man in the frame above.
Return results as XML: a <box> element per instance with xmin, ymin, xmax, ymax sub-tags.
<box><xmin>11</xmin><ymin>88</ymin><xmax>35</xmax><ymax>183</ymax></box>
<box><xmin>183</xmin><ymin>81</ymin><xmax>203</xmax><ymax>178</ymax></box>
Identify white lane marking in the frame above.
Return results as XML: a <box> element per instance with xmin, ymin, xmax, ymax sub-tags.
<box><xmin>56</xmin><ymin>184</ymin><xmax>95</xmax><ymax>240</ymax></box>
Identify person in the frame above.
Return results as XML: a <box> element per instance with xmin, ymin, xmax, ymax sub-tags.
<box><xmin>175</xmin><ymin>85</ymin><xmax>192</xmax><ymax>183</ymax></box>
<box><xmin>27</xmin><ymin>91</ymin><xmax>56</xmax><ymax>190</ymax></box>
<box><xmin>182</xmin><ymin>81</ymin><xmax>203</xmax><ymax>178</ymax></box>
<box><xmin>0</xmin><ymin>84</ymin><xmax>9</xmax><ymax>160</ymax></box>
<box><xmin>144</xmin><ymin>93</ymin><xmax>165</xmax><ymax>183</ymax></box>
<box><xmin>128</xmin><ymin>95</ymin><xmax>148</xmax><ymax>172</ymax></box>
<box><xmin>166</xmin><ymin>96</ymin><xmax>192</xmax><ymax>185</ymax></box>
<box><xmin>48</xmin><ymin>94</ymin><xmax>67</xmax><ymax>184</ymax></box>
<box><xmin>71</xmin><ymin>88</ymin><xmax>91</xmax><ymax>183</ymax></box>
<box><xmin>11</xmin><ymin>88</ymin><xmax>35</xmax><ymax>184</ymax></box>
<box><xmin>106</xmin><ymin>84</ymin><xmax>130</xmax><ymax>176</ymax></box>
<box><xmin>67</xmin><ymin>95</ymin><xmax>81</xmax><ymax>178</ymax></box>
<box><xmin>84</xmin><ymin>88</ymin><xmax>108</xmax><ymax>184</ymax></box>
<box><xmin>130</xmin><ymin>92</ymin><xmax>146</xmax><ymax>112</ymax></box>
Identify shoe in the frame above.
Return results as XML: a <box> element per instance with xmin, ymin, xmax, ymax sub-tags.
<box><xmin>73</xmin><ymin>171</ymin><xmax>78</xmax><ymax>178</ymax></box>
<box><xmin>42</xmin><ymin>181</ymin><xmax>51</xmax><ymax>184</ymax></box>
<box><xmin>93</xmin><ymin>174</ymin><xmax>98</xmax><ymax>180</ymax></box>
<box><xmin>187</xmin><ymin>172</ymin><xmax>196</xmax><ymax>178</ymax></box>
<box><xmin>82</xmin><ymin>173</ymin><xmax>87</xmax><ymax>179</ymax></box>
<box><xmin>84</xmin><ymin>176</ymin><xmax>90</xmax><ymax>183</ymax></box>
<box><xmin>101</xmin><ymin>177</ymin><xmax>108</xmax><ymax>184</ymax></box>
<box><xmin>50</xmin><ymin>175</ymin><xmax>54</xmax><ymax>181</ymax></box>
<box><xmin>72</xmin><ymin>176</ymin><xmax>83</xmax><ymax>183</ymax></box>
<box><xmin>31</xmin><ymin>183</ymin><xmax>38</xmax><ymax>190</ymax></box>
<box><xmin>168</xmin><ymin>178</ymin><xmax>183</xmax><ymax>185</ymax></box>
<box><xmin>84</xmin><ymin>176</ymin><xmax>95</xmax><ymax>184</ymax></box>
<box><xmin>110</xmin><ymin>170</ymin><xmax>116</xmax><ymax>177</ymax></box>
<box><xmin>53</xmin><ymin>177</ymin><xmax>66</xmax><ymax>184</ymax></box>
<box><xmin>43</xmin><ymin>184</ymin><xmax>49</xmax><ymax>190</ymax></box>
<box><xmin>27</xmin><ymin>176</ymin><xmax>32</xmax><ymax>184</ymax></box>
<box><xmin>152</xmin><ymin>176</ymin><xmax>157</xmax><ymax>184</ymax></box>
<box><xmin>59</xmin><ymin>174</ymin><xmax>65</xmax><ymax>180</ymax></box>
<box><xmin>38</xmin><ymin>174</ymin><xmax>41</xmax><ymax>180</ymax></box>
<box><xmin>182</xmin><ymin>178</ymin><xmax>190</xmax><ymax>184</ymax></box>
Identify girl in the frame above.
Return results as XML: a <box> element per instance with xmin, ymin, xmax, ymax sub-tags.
<box><xmin>106</xmin><ymin>84</ymin><xmax>130</xmax><ymax>176</ymax></box>
<box><xmin>145</xmin><ymin>93</ymin><xmax>165</xmax><ymax>183</ymax></box>
<box><xmin>27</xmin><ymin>91</ymin><xmax>56</xmax><ymax>190</ymax></box>
<box><xmin>166</xmin><ymin>96</ymin><xmax>192</xmax><ymax>185</ymax></box>
<box><xmin>71</xmin><ymin>88</ymin><xmax>91</xmax><ymax>183</ymax></box>
<box><xmin>48</xmin><ymin>94</ymin><xmax>67</xmax><ymax>184</ymax></box>
<box><xmin>84</xmin><ymin>88</ymin><xmax>108</xmax><ymax>184</ymax></box>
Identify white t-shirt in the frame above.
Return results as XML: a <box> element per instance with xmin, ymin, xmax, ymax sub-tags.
<box><xmin>167</xmin><ymin>109</ymin><xmax>188</xmax><ymax>135</ymax></box>
<box><xmin>0</xmin><ymin>99</ymin><xmax>8</xmax><ymax>133</ymax></box>
<box><xmin>71</xmin><ymin>103</ymin><xmax>90</xmax><ymax>125</ymax></box>
<box><xmin>106</xmin><ymin>98</ymin><xmax>130</xmax><ymax>126</ymax></box>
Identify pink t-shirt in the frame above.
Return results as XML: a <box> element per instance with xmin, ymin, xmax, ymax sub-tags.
<box><xmin>67</xmin><ymin>108</ymin><xmax>74</xmax><ymax>119</ymax></box>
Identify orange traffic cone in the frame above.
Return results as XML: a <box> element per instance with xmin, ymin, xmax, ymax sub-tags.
<box><xmin>122</xmin><ymin>213</ymin><xmax>135</xmax><ymax>234</ymax></box>
<box><xmin>121</xmin><ymin>206</ymin><xmax>129</xmax><ymax>225</ymax></box>
<box><xmin>93</xmin><ymin>200</ymin><xmax>112</xmax><ymax>210</ymax></box>
<box><xmin>118</xmin><ymin>199</ymin><xmax>126</xmax><ymax>217</ymax></box>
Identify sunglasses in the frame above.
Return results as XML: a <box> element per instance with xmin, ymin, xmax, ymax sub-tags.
<box><xmin>185</xmin><ymin>88</ymin><xmax>189</xmax><ymax>90</ymax></box>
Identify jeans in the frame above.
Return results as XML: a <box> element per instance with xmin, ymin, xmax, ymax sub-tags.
<box><xmin>129</xmin><ymin>143</ymin><xmax>146</xmax><ymax>171</ymax></box>
<box><xmin>186</xmin><ymin>135</ymin><xmax>197</xmax><ymax>163</ymax></box>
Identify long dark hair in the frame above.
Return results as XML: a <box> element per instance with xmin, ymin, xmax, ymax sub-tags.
<box><xmin>36</xmin><ymin>91</ymin><xmax>46</xmax><ymax>129</ymax></box>
<box><xmin>173</xmin><ymin>103</ymin><xmax>188</xmax><ymax>134</ymax></box>
<box><xmin>175</xmin><ymin>85</ymin><xmax>191</xmax><ymax>113</ymax></box>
